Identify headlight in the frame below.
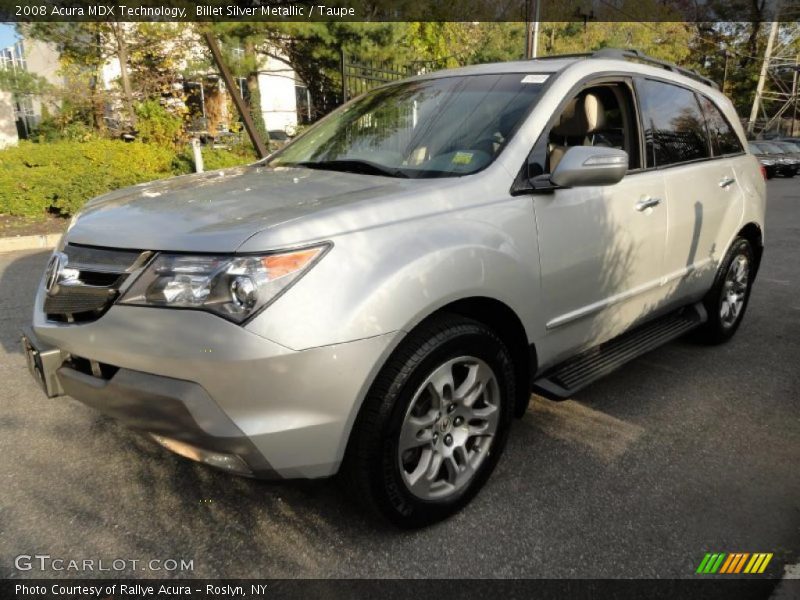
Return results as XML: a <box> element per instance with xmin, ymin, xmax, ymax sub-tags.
<box><xmin>119</xmin><ymin>244</ymin><xmax>329</xmax><ymax>323</ymax></box>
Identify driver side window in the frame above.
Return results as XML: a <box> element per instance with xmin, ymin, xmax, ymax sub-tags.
<box><xmin>526</xmin><ymin>82</ymin><xmax>641</xmax><ymax>178</ymax></box>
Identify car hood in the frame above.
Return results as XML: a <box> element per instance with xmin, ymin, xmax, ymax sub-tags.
<box><xmin>66</xmin><ymin>165</ymin><xmax>426</xmax><ymax>253</ymax></box>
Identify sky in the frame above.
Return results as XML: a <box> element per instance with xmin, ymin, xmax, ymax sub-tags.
<box><xmin>0</xmin><ymin>23</ymin><xmax>19</xmax><ymax>49</ymax></box>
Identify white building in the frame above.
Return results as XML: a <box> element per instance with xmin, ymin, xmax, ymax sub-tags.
<box><xmin>0</xmin><ymin>38</ymin><xmax>62</xmax><ymax>147</ymax></box>
<box><xmin>1</xmin><ymin>30</ymin><xmax>302</xmax><ymax>147</ymax></box>
<box><xmin>0</xmin><ymin>89</ymin><xmax>16</xmax><ymax>148</ymax></box>
<box><xmin>99</xmin><ymin>30</ymin><xmax>301</xmax><ymax>135</ymax></box>
<box><xmin>257</xmin><ymin>54</ymin><xmax>300</xmax><ymax>134</ymax></box>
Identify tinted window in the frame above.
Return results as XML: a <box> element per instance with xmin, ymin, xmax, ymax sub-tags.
<box><xmin>697</xmin><ymin>95</ymin><xmax>743</xmax><ymax>156</ymax></box>
<box><xmin>638</xmin><ymin>79</ymin><xmax>710</xmax><ymax>167</ymax></box>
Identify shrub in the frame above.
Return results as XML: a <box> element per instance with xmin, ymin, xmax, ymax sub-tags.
<box><xmin>0</xmin><ymin>138</ymin><xmax>262</xmax><ymax>218</ymax></box>
<box><xmin>0</xmin><ymin>139</ymin><xmax>177</xmax><ymax>217</ymax></box>
<box><xmin>34</xmin><ymin>104</ymin><xmax>96</xmax><ymax>143</ymax></box>
<box><xmin>202</xmin><ymin>147</ymin><xmax>258</xmax><ymax>170</ymax></box>
<box><xmin>134</xmin><ymin>99</ymin><xmax>185</xmax><ymax>148</ymax></box>
<box><xmin>172</xmin><ymin>145</ymin><xmax>258</xmax><ymax>174</ymax></box>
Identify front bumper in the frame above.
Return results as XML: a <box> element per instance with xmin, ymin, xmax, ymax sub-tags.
<box><xmin>28</xmin><ymin>298</ymin><xmax>400</xmax><ymax>479</ymax></box>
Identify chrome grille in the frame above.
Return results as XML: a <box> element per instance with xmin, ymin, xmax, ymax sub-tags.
<box><xmin>43</xmin><ymin>244</ymin><xmax>150</xmax><ymax>323</ymax></box>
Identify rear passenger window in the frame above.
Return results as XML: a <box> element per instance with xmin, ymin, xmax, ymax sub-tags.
<box><xmin>697</xmin><ymin>95</ymin><xmax>744</xmax><ymax>156</ymax></box>
<box><xmin>638</xmin><ymin>79</ymin><xmax>710</xmax><ymax>167</ymax></box>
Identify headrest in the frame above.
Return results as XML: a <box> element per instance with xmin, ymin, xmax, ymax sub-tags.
<box><xmin>551</xmin><ymin>93</ymin><xmax>606</xmax><ymax>137</ymax></box>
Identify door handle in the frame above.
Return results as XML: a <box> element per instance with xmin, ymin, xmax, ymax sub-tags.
<box><xmin>635</xmin><ymin>197</ymin><xmax>662</xmax><ymax>211</ymax></box>
<box><xmin>719</xmin><ymin>176</ymin><xmax>736</xmax><ymax>188</ymax></box>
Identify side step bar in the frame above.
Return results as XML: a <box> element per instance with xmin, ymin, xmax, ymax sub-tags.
<box><xmin>532</xmin><ymin>303</ymin><xmax>707</xmax><ymax>400</ymax></box>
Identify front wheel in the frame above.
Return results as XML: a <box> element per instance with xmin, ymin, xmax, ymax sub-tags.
<box><xmin>696</xmin><ymin>237</ymin><xmax>755</xmax><ymax>344</ymax></box>
<box><xmin>341</xmin><ymin>314</ymin><xmax>515</xmax><ymax>528</ymax></box>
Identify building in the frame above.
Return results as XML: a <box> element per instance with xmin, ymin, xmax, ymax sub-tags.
<box><xmin>0</xmin><ymin>38</ymin><xmax>63</xmax><ymax>147</ymax></box>
<box><xmin>97</xmin><ymin>31</ymin><xmax>302</xmax><ymax>137</ymax></box>
<box><xmin>1</xmin><ymin>31</ymin><xmax>302</xmax><ymax>147</ymax></box>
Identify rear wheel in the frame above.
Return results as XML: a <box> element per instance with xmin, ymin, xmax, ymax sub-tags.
<box><xmin>341</xmin><ymin>314</ymin><xmax>515</xmax><ymax>528</ymax></box>
<box><xmin>696</xmin><ymin>237</ymin><xmax>755</xmax><ymax>344</ymax></box>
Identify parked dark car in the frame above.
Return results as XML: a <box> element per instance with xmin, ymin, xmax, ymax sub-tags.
<box><xmin>773</xmin><ymin>140</ymin><xmax>800</xmax><ymax>162</ymax></box>
<box><xmin>748</xmin><ymin>142</ymin><xmax>778</xmax><ymax>179</ymax></box>
<box><xmin>749</xmin><ymin>141</ymin><xmax>797</xmax><ymax>177</ymax></box>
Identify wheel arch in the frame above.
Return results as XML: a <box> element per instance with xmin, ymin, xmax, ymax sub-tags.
<box><xmin>426</xmin><ymin>296</ymin><xmax>535</xmax><ymax>418</ymax></box>
<box><xmin>736</xmin><ymin>222</ymin><xmax>764</xmax><ymax>276</ymax></box>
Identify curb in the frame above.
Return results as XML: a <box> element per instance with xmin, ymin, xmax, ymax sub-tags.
<box><xmin>0</xmin><ymin>233</ymin><xmax>62</xmax><ymax>254</ymax></box>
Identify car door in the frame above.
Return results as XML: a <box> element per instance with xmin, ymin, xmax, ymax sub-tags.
<box><xmin>529</xmin><ymin>80</ymin><xmax>670</xmax><ymax>363</ymax></box>
<box><xmin>637</xmin><ymin>79</ymin><xmax>745</xmax><ymax>304</ymax></box>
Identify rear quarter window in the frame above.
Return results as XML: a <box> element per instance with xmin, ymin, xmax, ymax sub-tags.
<box><xmin>637</xmin><ymin>79</ymin><xmax>710</xmax><ymax>167</ymax></box>
<box><xmin>697</xmin><ymin>95</ymin><xmax>744</xmax><ymax>156</ymax></box>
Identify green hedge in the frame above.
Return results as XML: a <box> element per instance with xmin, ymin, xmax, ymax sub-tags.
<box><xmin>0</xmin><ymin>140</ymin><xmax>256</xmax><ymax>218</ymax></box>
<box><xmin>172</xmin><ymin>146</ymin><xmax>257</xmax><ymax>174</ymax></box>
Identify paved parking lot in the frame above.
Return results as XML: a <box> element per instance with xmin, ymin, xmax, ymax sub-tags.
<box><xmin>1</xmin><ymin>180</ymin><xmax>798</xmax><ymax>580</ymax></box>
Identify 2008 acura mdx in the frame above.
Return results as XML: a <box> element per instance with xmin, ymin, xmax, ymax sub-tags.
<box><xmin>23</xmin><ymin>49</ymin><xmax>766</xmax><ymax>527</ymax></box>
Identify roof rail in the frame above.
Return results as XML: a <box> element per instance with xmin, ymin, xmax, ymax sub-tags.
<box><xmin>589</xmin><ymin>48</ymin><xmax>719</xmax><ymax>89</ymax></box>
<box><xmin>529</xmin><ymin>52</ymin><xmax>593</xmax><ymax>61</ymax></box>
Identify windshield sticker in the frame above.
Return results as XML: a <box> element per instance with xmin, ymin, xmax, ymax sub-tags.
<box><xmin>521</xmin><ymin>74</ymin><xmax>549</xmax><ymax>84</ymax></box>
<box><xmin>451</xmin><ymin>152</ymin><xmax>474</xmax><ymax>165</ymax></box>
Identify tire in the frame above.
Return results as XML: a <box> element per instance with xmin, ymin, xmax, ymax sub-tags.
<box><xmin>341</xmin><ymin>314</ymin><xmax>515</xmax><ymax>528</ymax></box>
<box><xmin>696</xmin><ymin>237</ymin><xmax>755</xmax><ymax>345</ymax></box>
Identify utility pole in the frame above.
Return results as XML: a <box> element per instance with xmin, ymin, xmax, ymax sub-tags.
<box><xmin>525</xmin><ymin>0</ymin><xmax>540</xmax><ymax>59</ymax></box>
<box><xmin>721</xmin><ymin>50</ymin><xmax>729</xmax><ymax>94</ymax></box>
<box><xmin>203</xmin><ymin>31</ymin><xmax>268</xmax><ymax>159</ymax></box>
<box><xmin>748</xmin><ymin>20</ymin><xmax>779</xmax><ymax>136</ymax></box>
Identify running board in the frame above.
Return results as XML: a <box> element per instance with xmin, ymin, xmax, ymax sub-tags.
<box><xmin>532</xmin><ymin>303</ymin><xmax>707</xmax><ymax>400</ymax></box>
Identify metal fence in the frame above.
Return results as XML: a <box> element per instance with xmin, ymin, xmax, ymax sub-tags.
<box><xmin>341</xmin><ymin>52</ymin><xmax>447</xmax><ymax>102</ymax></box>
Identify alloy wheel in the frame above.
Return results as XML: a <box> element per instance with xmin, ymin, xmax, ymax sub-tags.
<box><xmin>397</xmin><ymin>356</ymin><xmax>500</xmax><ymax>501</ymax></box>
<box><xmin>720</xmin><ymin>253</ymin><xmax>749</xmax><ymax>328</ymax></box>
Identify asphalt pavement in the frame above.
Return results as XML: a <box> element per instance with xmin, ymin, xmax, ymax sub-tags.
<box><xmin>0</xmin><ymin>180</ymin><xmax>798</xmax><ymax>579</ymax></box>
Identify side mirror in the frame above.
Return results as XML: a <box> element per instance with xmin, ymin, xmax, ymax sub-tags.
<box><xmin>550</xmin><ymin>146</ymin><xmax>628</xmax><ymax>188</ymax></box>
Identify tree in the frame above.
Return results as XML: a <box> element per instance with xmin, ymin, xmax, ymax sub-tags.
<box><xmin>23</xmin><ymin>23</ymin><xmax>138</xmax><ymax>126</ymax></box>
<box><xmin>0</xmin><ymin>68</ymin><xmax>52</xmax><ymax>96</ymax></box>
<box><xmin>23</xmin><ymin>22</ymin><xmax>198</xmax><ymax>130</ymax></box>
<box><xmin>208</xmin><ymin>22</ymin><xmax>409</xmax><ymax>123</ymax></box>
<box><xmin>538</xmin><ymin>21</ymin><xmax>693</xmax><ymax>63</ymax></box>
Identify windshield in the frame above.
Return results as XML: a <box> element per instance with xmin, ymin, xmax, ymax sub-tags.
<box><xmin>759</xmin><ymin>142</ymin><xmax>785</xmax><ymax>154</ymax></box>
<box><xmin>775</xmin><ymin>141</ymin><xmax>798</xmax><ymax>152</ymax></box>
<box><xmin>269</xmin><ymin>73</ymin><xmax>546</xmax><ymax>178</ymax></box>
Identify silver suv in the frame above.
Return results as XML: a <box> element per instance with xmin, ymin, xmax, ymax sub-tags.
<box><xmin>23</xmin><ymin>50</ymin><xmax>765</xmax><ymax>527</ymax></box>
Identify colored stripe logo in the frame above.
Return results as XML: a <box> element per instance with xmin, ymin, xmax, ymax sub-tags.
<box><xmin>696</xmin><ymin>552</ymin><xmax>773</xmax><ymax>574</ymax></box>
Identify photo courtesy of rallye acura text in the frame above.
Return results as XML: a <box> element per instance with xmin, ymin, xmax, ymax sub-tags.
<box><xmin>22</xmin><ymin>49</ymin><xmax>765</xmax><ymax>528</ymax></box>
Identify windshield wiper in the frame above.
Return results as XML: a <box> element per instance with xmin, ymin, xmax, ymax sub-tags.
<box><xmin>295</xmin><ymin>159</ymin><xmax>409</xmax><ymax>178</ymax></box>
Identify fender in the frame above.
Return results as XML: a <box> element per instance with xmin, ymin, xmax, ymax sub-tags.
<box><xmin>244</xmin><ymin>197</ymin><xmax>544</xmax><ymax>352</ymax></box>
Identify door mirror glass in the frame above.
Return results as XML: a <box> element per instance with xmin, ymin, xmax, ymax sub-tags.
<box><xmin>550</xmin><ymin>146</ymin><xmax>628</xmax><ymax>187</ymax></box>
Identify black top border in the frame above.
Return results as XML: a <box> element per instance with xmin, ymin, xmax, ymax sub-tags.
<box><xmin>0</xmin><ymin>0</ymin><xmax>792</xmax><ymax>23</ymax></box>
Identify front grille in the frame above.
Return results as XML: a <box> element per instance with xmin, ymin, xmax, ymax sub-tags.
<box><xmin>43</xmin><ymin>244</ymin><xmax>150</xmax><ymax>323</ymax></box>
